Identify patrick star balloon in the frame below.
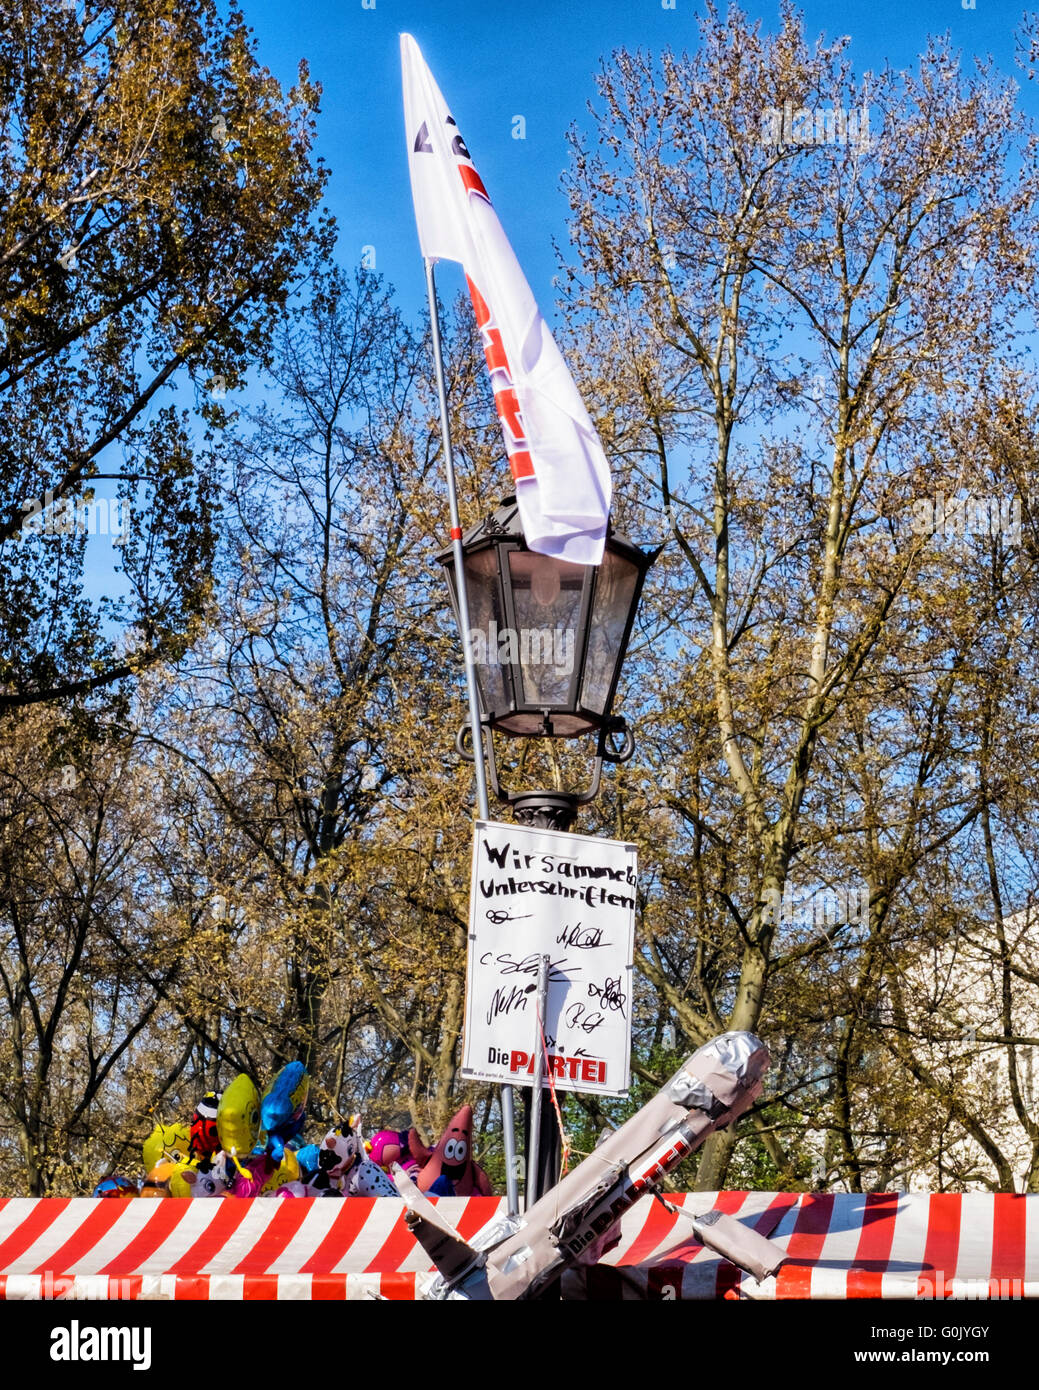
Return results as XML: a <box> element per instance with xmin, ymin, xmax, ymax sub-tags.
<box><xmin>416</xmin><ymin>1104</ymin><xmax>493</xmax><ymax>1196</ymax></box>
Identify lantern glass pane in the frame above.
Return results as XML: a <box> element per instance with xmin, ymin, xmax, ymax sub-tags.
<box><xmin>462</xmin><ymin>548</ymin><xmax>508</xmax><ymax>716</ymax></box>
<box><xmin>580</xmin><ymin>549</ymin><xmax>640</xmax><ymax>715</ymax></box>
<box><xmin>506</xmin><ymin>551</ymin><xmax>585</xmax><ymax>707</ymax></box>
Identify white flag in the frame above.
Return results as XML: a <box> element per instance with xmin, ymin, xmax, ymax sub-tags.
<box><xmin>401</xmin><ymin>33</ymin><xmax>611</xmax><ymax>566</ymax></box>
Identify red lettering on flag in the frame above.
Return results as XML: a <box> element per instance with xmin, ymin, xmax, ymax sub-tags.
<box><xmin>482</xmin><ymin>327</ymin><xmax>509</xmax><ymax>374</ymax></box>
<box><xmin>458</xmin><ymin>164</ymin><xmax>491</xmax><ymax>203</ymax></box>
<box><xmin>508</xmin><ymin>449</ymin><xmax>535</xmax><ymax>481</ymax></box>
<box><xmin>468</xmin><ymin>277</ymin><xmax>491</xmax><ymax>328</ymax></box>
<box><xmin>465</xmin><ymin>278</ymin><xmax>536</xmax><ymax>483</ymax></box>
<box><xmin>493</xmin><ymin>386</ymin><xmax>526</xmax><ymax>446</ymax></box>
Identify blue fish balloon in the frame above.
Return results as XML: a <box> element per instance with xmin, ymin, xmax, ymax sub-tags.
<box><xmin>258</xmin><ymin>1062</ymin><xmax>309</xmax><ymax>1162</ymax></box>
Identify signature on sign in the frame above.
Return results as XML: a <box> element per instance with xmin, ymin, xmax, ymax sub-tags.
<box><xmin>564</xmin><ymin>1002</ymin><xmax>606</xmax><ymax>1034</ymax></box>
<box><xmin>485</xmin><ymin>982</ymin><xmax>535</xmax><ymax>1026</ymax></box>
<box><xmin>479</xmin><ymin>951</ymin><xmax>574</xmax><ymax>983</ymax></box>
<box><xmin>586</xmin><ymin>975</ymin><xmax>627</xmax><ymax>1017</ymax></box>
<box><xmin>555</xmin><ymin>922</ymin><xmax>609</xmax><ymax>950</ymax></box>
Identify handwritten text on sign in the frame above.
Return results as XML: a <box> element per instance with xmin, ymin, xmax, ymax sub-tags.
<box><xmin>462</xmin><ymin>821</ymin><xmax>636</xmax><ymax>1096</ymax></box>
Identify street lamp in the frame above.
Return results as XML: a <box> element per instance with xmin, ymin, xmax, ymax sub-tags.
<box><xmin>438</xmin><ymin>497</ymin><xmax>654</xmax><ymax>1217</ymax></box>
<box><xmin>436</xmin><ymin>496</ymin><xmax>654</xmax><ymax>831</ymax></box>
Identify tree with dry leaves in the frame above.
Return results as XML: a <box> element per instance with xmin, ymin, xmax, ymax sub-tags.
<box><xmin>558</xmin><ymin>1</ymin><xmax>1039</xmax><ymax>1187</ymax></box>
<box><xmin>0</xmin><ymin>0</ymin><xmax>330</xmax><ymax>712</ymax></box>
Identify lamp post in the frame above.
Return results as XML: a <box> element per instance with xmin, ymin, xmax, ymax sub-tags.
<box><xmin>437</xmin><ymin>496</ymin><xmax>654</xmax><ymax>1205</ymax></box>
<box><xmin>437</xmin><ymin>496</ymin><xmax>654</xmax><ymax>833</ymax></box>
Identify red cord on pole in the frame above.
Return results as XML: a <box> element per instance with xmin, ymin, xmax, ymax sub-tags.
<box><xmin>536</xmin><ymin>1002</ymin><xmax>571</xmax><ymax>1177</ymax></box>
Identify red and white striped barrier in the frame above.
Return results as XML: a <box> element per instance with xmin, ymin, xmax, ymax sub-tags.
<box><xmin>0</xmin><ymin>1192</ymin><xmax>1034</xmax><ymax>1300</ymax></box>
<box><xmin>564</xmin><ymin>1191</ymin><xmax>1038</xmax><ymax>1300</ymax></box>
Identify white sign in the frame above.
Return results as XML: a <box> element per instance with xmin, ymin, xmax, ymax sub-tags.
<box><xmin>461</xmin><ymin>820</ymin><xmax>637</xmax><ymax>1097</ymax></box>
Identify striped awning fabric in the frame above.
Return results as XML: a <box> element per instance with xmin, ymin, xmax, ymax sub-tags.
<box><xmin>564</xmin><ymin>1191</ymin><xmax>1037</xmax><ymax>1300</ymax></box>
<box><xmin>0</xmin><ymin>1192</ymin><xmax>1033</xmax><ymax>1300</ymax></box>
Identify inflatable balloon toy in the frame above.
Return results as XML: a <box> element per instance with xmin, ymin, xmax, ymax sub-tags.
<box><xmin>332</xmin><ymin>1117</ymin><xmax>398</xmax><ymax>1197</ymax></box>
<box><xmin>178</xmin><ymin>1166</ymin><xmax>230</xmax><ymax>1198</ymax></box>
<box><xmin>217</xmin><ymin>1073</ymin><xmax>261</xmax><ymax>1178</ymax></box>
<box><xmin>257</xmin><ymin>1062</ymin><xmax>309</xmax><ymax>1163</ymax></box>
<box><xmin>260</xmin><ymin>1147</ymin><xmax>300</xmax><ymax>1196</ymax></box>
<box><xmin>275</xmin><ymin>1143</ymin><xmax>321</xmax><ymax>1198</ymax></box>
<box><xmin>369</xmin><ymin>1126</ymin><xmax>432</xmax><ymax>1177</ymax></box>
<box><xmin>168</xmin><ymin>1160</ymin><xmax>209</xmax><ymax>1199</ymax></box>
<box><xmin>349</xmin><ymin>1155</ymin><xmax>399</xmax><ymax>1197</ymax></box>
<box><xmin>220</xmin><ymin>1146</ymin><xmax>298</xmax><ymax>1199</ymax></box>
<box><xmin>276</xmin><ymin>1142</ymin><xmax>337</xmax><ymax>1199</ymax></box>
<box><xmin>92</xmin><ymin>1174</ymin><xmax>138</xmax><ymax>1200</ymax></box>
<box><xmin>276</xmin><ymin>1166</ymin><xmax>337</xmax><ymax>1199</ymax></box>
<box><xmin>305</xmin><ymin>1123</ymin><xmax>357</xmax><ymax>1194</ymax></box>
<box><xmin>139</xmin><ymin>1160</ymin><xmax>178</xmax><ymax>1198</ymax></box>
<box><xmin>227</xmin><ymin>1151</ymin><xmax>277</xmax><ymax>1198</ymax></box>
<box><xmin>275</xmin><ymin>1179</ymin><xmax>320</xmax><ymax>1199</ymax></box>
<box><xmin>295</xmin><ymin>1143</ymin><xmax>320</xmax><ymax>1182</ymax></box>
<box><xmin>142</xmin><ymin>1120</ymin><xmax>191</xmax><ymax>1173</ymax></box>
<box><xmin>416</xmin><ymin>1104</ymin><xmax>493</xmax><ymax>1197</ymax></box>
<box><xmin>188</xmin><ymin>1092</ymin><xmax>222</xmax><ymax>1163</ymax></box>
<box><xmin>279</xmin><ymin>1119</ymin><xmax>396</xmax><ymax>1198</ymax></box>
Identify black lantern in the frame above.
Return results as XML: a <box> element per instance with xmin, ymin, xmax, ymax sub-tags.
<box><xmin>437</xmin><ymin>497</ymin><xmax>655</xmax><ymax>828</ymax></box>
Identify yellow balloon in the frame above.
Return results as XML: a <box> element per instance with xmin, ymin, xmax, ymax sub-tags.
<box><xmin>217</xmin><ymin>1074</ymin><xmax>260</xmax><ymax>1165</ymax></box>
<box><xmin>261</xmin><ymin>1148</ymin><xmax>300</xmax><ymax>1195</ymax></box>
<box><xmin>142</xmin><ymin>1121</ymin><xmax>191</xmax><ymax>1173</ymax></box>
<box><xmin>167</xmin><ymin>1160</ymin><xmax>199</xmax><ymax>1199</ymax></box>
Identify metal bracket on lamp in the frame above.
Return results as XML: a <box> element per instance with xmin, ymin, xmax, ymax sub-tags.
<box><xmin>455</xmin><ymin>715</ymin><xmax>635</xmax><ymax>832</ymax></box>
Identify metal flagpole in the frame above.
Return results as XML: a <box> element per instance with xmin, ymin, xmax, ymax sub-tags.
<box><xmin>424</xmin><ymin>257</ymin><xmax>520</xmax><ymax>1218</ymax></box>
<box><xmin>526</xmin><ymin>954</ymin><xmax>550</xmax><ymax>1210</ymax></box>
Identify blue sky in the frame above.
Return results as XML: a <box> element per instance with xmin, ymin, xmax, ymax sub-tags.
<box><xmin>239</xmin><ymin>0</ymin><xmax>1033</xmax><ymax>321</ymax></box>
<box><xmin>79</xmin><ymin>0</ymin><xmax>1034</xmax><ymax>598</ymax></box>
